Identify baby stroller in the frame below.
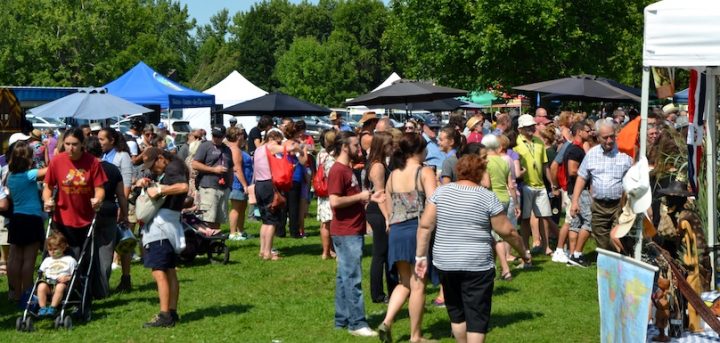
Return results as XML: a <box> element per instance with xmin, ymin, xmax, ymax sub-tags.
<box><xmin>16</xmin><ymin>216</ymin><xmax>97</xmax><ymax>331</ymax></box>
<box><xmin>178</xmin><ymin>197</ymin><xmax>230</xmax><ymax>265</ymax></box>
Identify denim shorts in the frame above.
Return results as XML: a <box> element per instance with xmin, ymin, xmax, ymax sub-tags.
<box><xmin>229</xmin><ymin>189</ymin><xmax>247</xmax><ymax>201</ymax></box>
<box><xmin>143</xmin><ymin>239</ymin><xmax>177</xmax><ymax>270</ymax></box>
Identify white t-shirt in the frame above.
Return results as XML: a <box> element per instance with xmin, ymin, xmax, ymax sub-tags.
<box><xmin>39</xmin><ymin>255</ymin><xmax>77</xmax><ymax>281</ymax></box>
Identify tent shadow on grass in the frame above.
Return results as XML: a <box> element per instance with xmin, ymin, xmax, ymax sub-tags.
<box><xmin>180</xmin><ymin>304</ymin><xmax>253</xmax><ymax>323</ymax></box>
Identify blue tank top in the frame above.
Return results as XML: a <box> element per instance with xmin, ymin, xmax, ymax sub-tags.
<box><xmin>232</xmin><ymin>151</ymin><xmax>254</xmax><ymax>191</ymax></box>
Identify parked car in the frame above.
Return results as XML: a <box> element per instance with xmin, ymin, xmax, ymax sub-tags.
<box><xmin>299</xmin><ymin>116</ymin><xmax>333</xmax><ymax>141</ymax></box>
<box><xmin>26</xmin><ymin>115</ymin><xmax>65</xmax><ymax>135</ymax></box>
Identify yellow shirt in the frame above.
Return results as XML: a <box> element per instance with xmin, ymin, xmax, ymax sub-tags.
<box><xmin>514</xmin><ymin>134</ymin><xmax>547</xmax><ymax>188</ymax></box>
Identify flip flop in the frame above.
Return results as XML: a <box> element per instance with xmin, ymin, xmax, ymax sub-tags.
<box><xmin>500</xmin><ymin>271</ymin><xmax>513</xmax><ymax>281</ymax></box>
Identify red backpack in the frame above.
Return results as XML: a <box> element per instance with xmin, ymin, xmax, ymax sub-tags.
<box><xmin>313</xmin><ymin>161</ymin><xmax>329</xmax><ymax>197</ymax></box>
<box><xmin>266</xmin><ymin>146</ymin><xmax>295</xmax><ymax>192</ymax></box>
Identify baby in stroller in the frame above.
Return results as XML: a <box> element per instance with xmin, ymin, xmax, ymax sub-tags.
<box><xmin>36</xmin><ymin>233</ymin><xmax>77</xmax><ymax>317</ymax></box>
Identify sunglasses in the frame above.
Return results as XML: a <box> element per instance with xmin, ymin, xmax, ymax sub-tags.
<box><xmin>404</xmin><ymin>126</ymin><xmax>415</xmax><ymax>130</ymax></box>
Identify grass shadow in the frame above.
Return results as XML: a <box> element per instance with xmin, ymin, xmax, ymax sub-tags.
<box><xmin>490</xmin><ymin>310</ymin><xmax>544</xmax><ymax>329</ymax></box>
<box><xmin>181</xmin><ymin>304</ymin><xmax>253</xmax><ymax>323</ymax></box>
<box><xmin>276</xmin><ymin>243</ymin><xmax>323</xmax><ymax>257</ymax></box>
<box><xmin>493</xmin><ymin>284</ymin><xmax>518</xmax><ymax>296</ymax></box>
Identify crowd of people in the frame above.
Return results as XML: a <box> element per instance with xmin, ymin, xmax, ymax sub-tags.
<box><xmin>0</xmin><ymin>103</ymin><xmax>689</xmax><ymax>339</ymax></box>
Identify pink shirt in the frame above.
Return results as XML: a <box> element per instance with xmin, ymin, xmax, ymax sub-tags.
<box><xmin>252</xmin><ymin>146</ymin><xmax>272</xmax><ymax>181</ymax></box>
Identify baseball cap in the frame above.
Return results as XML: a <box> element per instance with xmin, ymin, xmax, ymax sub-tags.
<box><xmin>211</xmin><ymin>125</ymin><xmax>226</xmax><ymax>137</ymax></box>
<box><xmin>229</xmin><ymin>117</ymin><xmax>237</xmax><ymax>123</ymax></box>
<box><xmin>517</xmin><ymin>114</ymin><xmax>536</xmax><ymax>128</ymax></box>
<box><xmin>8</xmin><ymin>132</ymin><xmax>31</xmax><ymax>146</ymax></box>
<box><xmin>143</xmin><ymin>147</ymin><xmax>164</xmax><ymax>170</ymax></box>
<box><xmin>622</xmin><ymin>156</ymin><xmax>652</xmax><ymax>214</ymax></box>
<box><xmin>157</xmin><ymin>122</ymin><xmax>167</xmax><ymax>130</ymax></box>
<box><xmin>425</xmin><ymin>115</ymin><xmax>441</xmax><ymax>128</ymax></box>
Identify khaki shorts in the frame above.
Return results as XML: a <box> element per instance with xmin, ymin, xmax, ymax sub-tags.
<box><xmin>199</xmin><ymin>187</ymin><xmax>230</xmax><ymax>224</ymax></box>
<box><xmin>0</xmin><ymin>217</ymin><xmax>8</xmax><ymax>245</ymax></box>
<box><xmin>521</xmin><ymin>186</ymin><xmax>552</xmax><ymax>219</ymax></box>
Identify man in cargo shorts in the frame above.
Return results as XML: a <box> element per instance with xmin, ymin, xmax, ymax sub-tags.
<box><xmin>191</xmin><ymin>126</ymin><xmax>233</xmax><ymax>231</ymax></box>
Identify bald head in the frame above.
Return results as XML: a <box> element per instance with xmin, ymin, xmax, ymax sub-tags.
<box><xmin>375</xmin><ymin>118</ymin><xmax>391</xmax><ymax>132</ymax></box>
<box><xmin>597</xmin><ymin>121</ymin><xmax>616</xmax><ymax>152</ymax></box>
<box><xmin>535</xmin><ymin>108</ymin><xmax>548</xmax><ymax>118</ymax></box>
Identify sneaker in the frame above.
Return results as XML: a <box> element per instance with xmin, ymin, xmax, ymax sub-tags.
<box><xmin>432</xmin><ymin>298</ymin><xmax>446</xmax><ymax>308</ymax></box>
<box><xmin>115</xmin><ymin>275</ymin><xmax>132</xmax><ymax>293</ymax></box>
<box><xmin>132</xmin><ymin>255</ymin><xmax>142</xmax><ymax>262</ymax></box>
<box><xmin>170</xmin><ymin>310</ymin><xmax>180</xmax><ymax>322</ymax></box>
<box><xmin>567</xmin><ymin>255</ymin><xmax>589</xmax><ymax>268</ymax></box>
<box><xmin>551</xmin><ymin>250</ymin><xmax>569</xmax><ymax>263</ymax></box>
<box><xmin>228</xmin><ymin>233</ymin><xmax>241</xmax><ymax>241</ymax></box>
<box><xmin>46</xmin><ymin>307</ymin><xmax>57</xmax><ymax>317</ymax></box>
<box><xmin>143</xmin><ymin>312</ymin><xmax>175</xmax><ymax>328</ymax></box>
<box><xmin>378</xmin><ymin>322</ymin><xmax>392</xmax><ymax>343</ymax></box>
<box><xmin>38</xmin><ymin>307</ymin><xmax>48</xmax><ymax>317</ymax></box>
<box><xmin>349</xmin><ymin>326</ymin><xmax>378</xmax><ymax>337</ymax></box>
<box><xmin>238</xmin><ymin>232</ymin><xmax>250</xmax><ymax>240</ymax></box>
<box><xmin>111</xmin><ymin>262</ymin><xmax>120</xmax><ymax>270</ymax></box>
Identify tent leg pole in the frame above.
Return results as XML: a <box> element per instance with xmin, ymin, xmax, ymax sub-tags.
<box><xmin>705</xmin><ymin>68</ymin><xmax>717</xmax><ymax>289</ymax></box>
<box><xmin>634</xmin><ymin>67</ymin><xmax>651</xmax><ymax>261</ymax></box>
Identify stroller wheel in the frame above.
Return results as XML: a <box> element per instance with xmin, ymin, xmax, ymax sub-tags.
<box><xmin>16</xmin><ymin>317</ymin><xmax>24</xmax><ymax>331</ymax></box>
<box><xmin>54</xmin><ymin>316</ymin><xmax>62</xmax><ymax>329</ymax></box>
<box><xmin>207</xmin><ymin>242</ymin><xmax>229</xmax><ymax>264</ymax></box>
<box><xmin>63</xmin><ymin>316</ymin><xmax>73</xmax><ymax>330</ymax></box>
<box><xmin>24</xmin><ymin>317</ymin><xmax>34</xmax><ymax>332</ymax></box>
<box><xmin>222</xmin><ymin>244</ymin><xmax>230</xmax><ymax>264</ymax></box>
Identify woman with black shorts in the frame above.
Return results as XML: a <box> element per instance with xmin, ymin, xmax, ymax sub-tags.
<box><xmin>415</xmin><ymin>154</ymin><xmax>530</xmax><ymax>343</ymax></box>
<box><xmin>6</xmin><ymin>141</ymin><xmax>48</xmax><ymax>302</ymax></box>
<box><xmin>253</xmin><ymin>130</ymin><xmax>288</xmax><ymax>261</ymax></box>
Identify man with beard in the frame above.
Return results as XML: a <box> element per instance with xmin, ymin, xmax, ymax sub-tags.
<box><xmin>328</xmin><ymin>131</ymin><xmax>383</xmax><ymax>337</ymax></box>
<box><xmin>570</xmin><ymin>121</ymin><xmax>632</xmax><ymax>251</ymax></box>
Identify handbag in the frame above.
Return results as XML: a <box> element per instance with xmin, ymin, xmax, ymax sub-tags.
<box><xmin>313</xmin><ymin>160</ymin><xmax>329</xmax><ymax>197</ymax></box>
<box><xmin>135</xmin><ymin>184</ymin><xmax>166</xmax><ymax>223</ymax></box>
<box><xmin>266</xmin><ymin>146</ymin><xmax>295</xmax><ymax>192</ymax></box>
<box><xmin>269</xmin><ymin>187</ymin><xmax>286</xmax><ymax>213</ymax></box>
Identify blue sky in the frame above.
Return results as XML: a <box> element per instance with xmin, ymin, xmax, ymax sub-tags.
<box><xmin>178</xmin><ymin>0</ymin><xmax>388</xmax><ymax>26</ymax></box>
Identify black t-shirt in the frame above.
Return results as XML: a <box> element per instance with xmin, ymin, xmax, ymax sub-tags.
<box><xmin>564</xmin><ymin>143</ymin><xmax>585</xmax><ymax>195</ymax></box>
<box><xmin>159</xmin><ymin>157</ymin><xmax>189</xmax><ymax>211</ymax></box>
<box><xmin>99</xmin><ymin>161</ymin><xmax>122</xmax><ymax>217</ymax></box>
<box><xmin>248</xmin><ymin>127</ymin><xmax>262</xmax><ymax>153</ymax></box>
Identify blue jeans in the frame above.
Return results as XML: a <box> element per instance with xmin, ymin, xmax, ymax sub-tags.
<box><xmin>332</xmin><ymin>235</ymin><xmax>369</xmax><ymax>330</ymax></box>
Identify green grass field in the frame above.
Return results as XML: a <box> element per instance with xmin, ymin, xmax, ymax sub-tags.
<box><xmin>0</xmin><ymin>202</ymin><xmax>600</xmax><ymax>342</ymax></box>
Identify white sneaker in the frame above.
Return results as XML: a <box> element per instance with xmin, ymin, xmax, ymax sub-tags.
<box><xmin>551</xmin><ymin>250</ymin><xmax>569</xmax><ymax>263</ymax></box>
<box><xmin>349</xmin><ymin>327</ymin><xmax>378</xmax><ymax>337</ymax></box>
<box><xmin>111</xmin><ymin>262</ymin><xmax>120</xmax><ymax>270</ymax></box>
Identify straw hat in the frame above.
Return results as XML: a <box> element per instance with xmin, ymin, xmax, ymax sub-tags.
<box><xmin>466</xmin><ymin>116</ymin><xmax>481</xmax><ymax>130</ymax></box>
<box><xmin>358</xmin><ymin>111</ymin><xmax>378</xmax><ymax>124</ymax></box>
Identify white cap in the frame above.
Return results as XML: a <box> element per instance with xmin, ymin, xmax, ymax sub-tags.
<box><xmin>8</xmin><ymin>132</ymin><xmax>31</xmax><ymax>146</ymax></box>
<box><xmin>622</xmin><ymin>156</ymin><xmax>652</xmax><ymax>214</ymax></box>
<box><xmin>517</xmin><ymin>114</ymin><xmax>536</xmax><ymax>128</ymax></box>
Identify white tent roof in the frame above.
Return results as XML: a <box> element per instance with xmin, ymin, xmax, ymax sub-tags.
<box><xmin>643</xmin><ymin>0</ymin><xmax>720</xmax><ymax>67</ymax></box>
<box><xmin>182</xmin><ymin>71</ymin><xmax>267</xmax><ymax>138</ymax></box>
<box><xmin>205</xmin><ymin>70</ymin><xmax>267</xmax><ymax>106</ymax></box>
<box><xmin>372</xmin><ymin>72</ymin><xmax>401</xmax><ymax>92</ymax></box>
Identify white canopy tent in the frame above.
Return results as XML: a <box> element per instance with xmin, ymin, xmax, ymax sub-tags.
<box><xmin>641</xmin><ymin>0</ymin><xmax>720</xmax><ymax>271</ymax></box>
<box><xmin>182</xmin><ymin>71</ymin><xmax>267</xmax><ymax>138</ymax></box>
<box><xmin>372</xmin><ymin>72</ymin><xmax>401</xmax><ymax>92</ymax></box>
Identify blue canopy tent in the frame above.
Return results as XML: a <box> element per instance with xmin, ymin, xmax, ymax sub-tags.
<box><xmin>104</xmin><ymin>61</ymin><xmax>214</xmax><ymax>109</ymax></box>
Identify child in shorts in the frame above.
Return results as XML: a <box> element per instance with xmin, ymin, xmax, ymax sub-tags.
<box><xmin>36</xmin><ymin>232</ymin><xmax>77</xmax><ymax>317</ymax></box>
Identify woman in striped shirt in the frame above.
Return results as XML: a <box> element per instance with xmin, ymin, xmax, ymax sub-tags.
<box><xmin>415</xmin><ymin>154</ymin><xmax>530</xmax><ymax>343</ymax></box>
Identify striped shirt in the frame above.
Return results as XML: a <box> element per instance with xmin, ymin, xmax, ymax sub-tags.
<box><xmin>577</xmin><ymin>145</ymin><xmax>632</xmax><ymax>201</ymax></box>
<box><xmin>429</xmin><ymin>183</ymin><xmax>504</xmax><ymax>272</ymax></box>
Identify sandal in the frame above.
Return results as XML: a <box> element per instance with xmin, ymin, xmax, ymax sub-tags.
<box><xmin>500</xmin><ymin>271</ymin><xmax>513</xmax><ymax>281</ymax></box>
